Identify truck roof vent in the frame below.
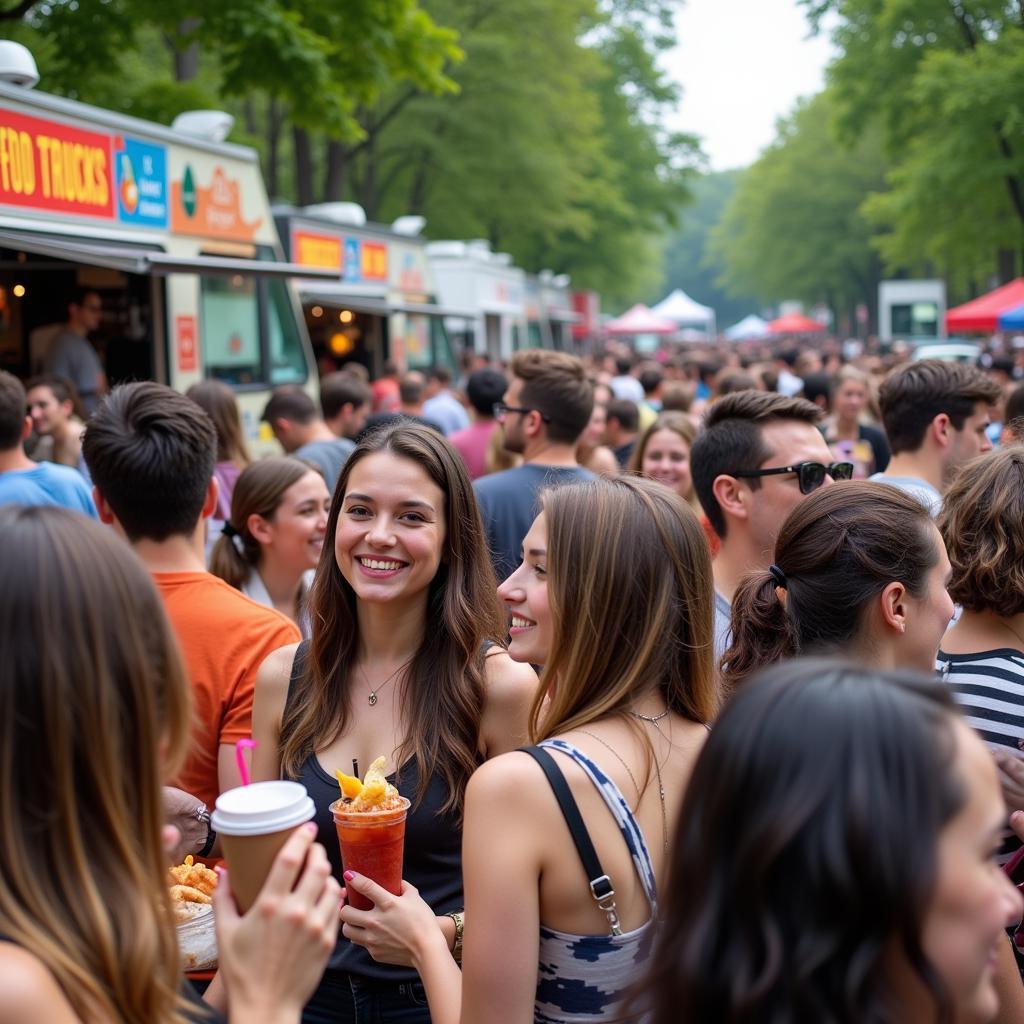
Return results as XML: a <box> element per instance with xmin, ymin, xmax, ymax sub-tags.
<box><xmin>0</xmin><ymin>42</ymin><xmax>39</xmax><ymax>89</ymax></box>
<box><xmin>304</xmin><ymin>202</ymin><xmax>367</xmax><ymax>227</ymax></box>
<box><xmin>171</xmin><ymin>110</ymin><xmax>235</xmax><ymax>143</ymax></box>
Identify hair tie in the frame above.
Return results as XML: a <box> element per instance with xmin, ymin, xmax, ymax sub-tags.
<box><xmin>221</xmin><ymin>521</ymin><xmax>246</xmax><ymax>557</ymax></box>
<box><xmin>769</xmin><ymin>564</ymin><xmax>787</xmax><ymax>589</ymax></box>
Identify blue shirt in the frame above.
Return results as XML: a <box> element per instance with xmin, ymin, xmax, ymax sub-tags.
<box><xmin>474</xmin><ymin>463</ymin><xmax>595</xmax><ymax>582</ymax></box>
<box><xmin>0</xmin><ymin>462</ymin><xmax>97</xmax><ymax>516</ymax></box>
<box><xmin>423</xmin><ymin>390</ymin><xmax>470</xmax><ymax>436</ymax></box>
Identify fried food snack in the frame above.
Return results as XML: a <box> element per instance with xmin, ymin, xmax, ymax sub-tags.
<box><xmin>170</xmin><ymin>883</ymin><xmax>213</xmax><ymax>905</ymax></box>
<box><xmin>168</xmin><ymin>854</ymin><xmax>218</xmax><ymax>897</ymax></box>
<box><xmin>335</xmin><ymin>756</ymin><xmax>404</xmax><ymax>812</ymax></box>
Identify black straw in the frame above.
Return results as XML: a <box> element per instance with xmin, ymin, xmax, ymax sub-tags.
<box><xmin>352</xmin><ymin>758</ymin><xmax>360</xmax><ymax>779</ymax></box>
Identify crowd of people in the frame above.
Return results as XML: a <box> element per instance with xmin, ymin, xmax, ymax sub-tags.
<box><xmin>2</xmin><ymin>332</ymin><xmax>1024</xmax><ymax>1023</ymax></box>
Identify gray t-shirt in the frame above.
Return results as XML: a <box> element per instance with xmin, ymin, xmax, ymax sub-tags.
<box><xmin>474</xmin><ymin>463</ymin><xmax>596</xmax><ymax>583</ymax></box>
<box><xmin>713</xmin><ymin>590</ymin><xmax>732</xmax><ymax>664</ymax></box>
<box><xmin>46</xmin><ymin>329</ymin><xmax>104</xmax><ymax>414</ymax></box>
<box><xmin>867</xmin><ymin>473</ymin><xmax>942</xmax><ymax>517</ymax></box>
<box><xmin>294</xmin><ymin>437</ymin><xmax>355</xmax><ymax>493</ymax></box>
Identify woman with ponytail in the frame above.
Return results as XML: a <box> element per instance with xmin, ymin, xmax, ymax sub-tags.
<box><xmin>209</xmin><ymin>457</ymin><xmax>330</xmax><ymax>634</ymax></box>
<box><xmin>722</xmin><ymin>481</ymin><xmax>955</xmax><ymax>691</ymax></box>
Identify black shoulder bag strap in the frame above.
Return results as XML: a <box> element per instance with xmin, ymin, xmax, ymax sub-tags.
<box><xmin>519</xmin><ymin>745</ymin><xmax>623</xmax><ymax>935</ymax></box>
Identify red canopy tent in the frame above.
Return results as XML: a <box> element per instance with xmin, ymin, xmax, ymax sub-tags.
<box><xmin>945</xmin><ymin>278</ymin><xmax>1024</xmax><ymax>333</ymax></box>
<box><xmin>604</xmin><ymin>303</ymin><xmax>677</xmax><ymax>336</ymax></box>
<box><xmin>768</xmin><ymin>313</ymin><xmax>827</xmax><ymax>335</ymax></box>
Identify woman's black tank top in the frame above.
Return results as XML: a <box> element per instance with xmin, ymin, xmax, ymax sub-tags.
<box><xmin>284</xmin><ymin>641</ymin><xmax>464</xmax><ymax>981</ymax></box>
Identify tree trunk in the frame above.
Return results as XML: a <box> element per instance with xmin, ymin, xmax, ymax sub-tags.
<box><xmin>293</xmin><ymin>126</ymin><xmax>315</xmax><ymax>207</ymax></box>
<box><xmin>357</xmin><ymin>114</ymin><xmax>379</xmax><ymax>218</ymax></box>
<box><xmin>997</xmin><ymin>247</ymin><xmax>1017</xmax><ymax>285</ymax></box>
<box><xmin>172</xmin><ymin>19</ymin><xmax>200</xmax><ymax>82</ymax></box>
<box><xmin>323</xmin><ymin>140</ymin><xmax>347</xmax><ymax>202</ymax></box>
<box><xmin>267</xmin><ymin>97</ymin><xmax>283</xmax><ymax>199</ymax></box>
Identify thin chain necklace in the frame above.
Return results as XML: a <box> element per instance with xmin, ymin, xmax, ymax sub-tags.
<box><xmin>577</xmin><ymin>721</ymin><xmax>670</xmax><ymax>852</ymax></box>
<box><xmin>361</xmin><ymin>658</ymin><xmax>413</xmax><ymax>707</ymax></box>
<box><xmin>627</xmin><ymin>709</ymin><xmax>672</xmax><ymax>852</ymax></box>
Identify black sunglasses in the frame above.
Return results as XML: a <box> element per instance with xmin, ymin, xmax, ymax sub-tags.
<box><xmin>493</xmin><ymin>402</ymin><xmax>551</xmax><ymax>423</ymax></box>
<box><xmin>732</xmin><ymin>461</ymin><xmax>855</xmax><ymax>495</ymax></box>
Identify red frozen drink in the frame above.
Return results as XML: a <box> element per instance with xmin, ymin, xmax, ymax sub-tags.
<box><xmin>330</xmin><ymin>798</ymin><xmax>411</xmax><ymax>911</ymax></box>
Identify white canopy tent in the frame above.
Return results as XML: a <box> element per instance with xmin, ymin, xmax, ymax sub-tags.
<box><xmin>651</xmin><ymin>288</ymin><xmax>717</xmax><ymax>338</ymax></box>
<box><xmin>724</xmin><ymin>314</ymin><xmax>771</xmax><ymax>341</ymax></box>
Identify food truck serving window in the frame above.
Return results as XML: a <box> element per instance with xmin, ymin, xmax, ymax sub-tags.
<box><xmin>201</xmin><ymin>245</ymin><xmax>307</xmax><ymax>388</ymax></box>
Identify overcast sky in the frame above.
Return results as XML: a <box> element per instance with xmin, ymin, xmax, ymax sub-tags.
<box><xmin>662</xmin><ymin>0</ymin><xmax>836</xmax><ymax>171</ymax></box>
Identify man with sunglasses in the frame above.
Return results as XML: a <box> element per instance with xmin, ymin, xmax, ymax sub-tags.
<box><xmin>474</xmin><ymin>349</ymin><xmax>595</xmax><ymax>582</ymax></box>
<box><xmin>691</xmin><ymin>390</ymin><xmax>841</xmax><ymax>661</ymax></box>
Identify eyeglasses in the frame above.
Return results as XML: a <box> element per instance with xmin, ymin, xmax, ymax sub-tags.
<box><xmin>493</xmin><ymin>402</ymin><xmax>551</xmax><ymax>423</ymax></box>
<box><xmin>732</xmin><ymin>461</ymin><xmax>855</xmax><ymax>495</ymax></box>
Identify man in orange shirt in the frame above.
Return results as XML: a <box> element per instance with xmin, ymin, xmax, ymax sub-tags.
<box><xmin>83</xmin><ymin>382</ymin><xmax>300</xmax><ymax>858</ymax></box>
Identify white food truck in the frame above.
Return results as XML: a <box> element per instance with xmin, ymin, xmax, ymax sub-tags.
<box><xmin>0</xmin><ymin>66</ymin><xmax>331</xmax><ymax>445</ymax></box>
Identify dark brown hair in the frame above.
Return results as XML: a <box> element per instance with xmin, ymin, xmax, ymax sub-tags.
<box><xmin>632</xmin><ymin>659</ymin><xmax>965</xmax><ymax>1024</ymax></box>
<box><xmin>279</xmin><ymin>423</ymin><xmax>505</xmax><ymax>816</ymax></box>
<box><xmin>320</xmin><ymin>371</ymin><xmax>372</xmax><ymax>420</ymax></box>
<box><xmin>82</xmin><ymin>382</ymin><xmax>216</xmax><ymax>542</ymax></box>
<box><xmin>0</xmin><ymin>370</ymin><xmax>26</xmax><ymax>449</ymax></box>
<box><xmin>722</xmin><ymin>482</ymin><xmax>938</xmax><ymax>690</ymax></box>
<box><xmin>939</xmin><ymin>448</ymin><xmax>1024</xmax><ymax>617</ymax></box>
<box><xmin>26</xmin><ymin>374</ymin><xmax>86</xmax><ymax>420</ymax></box>
<box><xmin>261</xmin><ymin>384</ymin><xmax>319</xmax><ymax>426</ymax></box>
<box><xmin>510</xmin><ymin>349</ymin><xmax>594</xmax><ymax>444</ymax></box>
<box><xmin>535</xmin><ymin>476</ymin><xmax>718</xmax><ymax>741</ymax></box>
<box><xmin>690</xmin><ymin>390</ymin><xmax>823</xmax><ymax>538</ymax></box>
<box><xmin>878</xmin><ymin>359</ymin><xmax>1000</xmax><ymax>455</ymax></box>
<box><xmin>186</xmin><ymin>379</ymin><xmax>251</xmax><ymax>468</ymax></box>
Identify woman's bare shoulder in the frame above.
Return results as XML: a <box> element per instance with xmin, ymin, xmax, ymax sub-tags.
<box><xmin>0</xmin><ymin>944</ymin><xmax>79</xmax><ymax>1023</ymax></box>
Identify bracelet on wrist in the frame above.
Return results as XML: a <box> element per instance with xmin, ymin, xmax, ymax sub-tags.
<box><xmin>445</xmin><ymin>910</ymin><xmax>464</xmax><ymax>964</ymax></box>
<box><xmin>196</xmin><ymin>803</ymin><xmax>217</xmax><ymax>859</ymax></box>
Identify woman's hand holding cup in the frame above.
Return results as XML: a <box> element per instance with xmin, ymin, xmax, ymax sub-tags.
<box><xmin>214</xmin><ymin>823</ymin><xmax>341</xmax><ymax>1023</ymax></box>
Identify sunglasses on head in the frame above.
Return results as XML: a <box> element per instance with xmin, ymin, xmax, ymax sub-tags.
<box><xmin>732</xmin><ymin>461</ymin><xmax>855</xmax><ymax>494</ymax></box>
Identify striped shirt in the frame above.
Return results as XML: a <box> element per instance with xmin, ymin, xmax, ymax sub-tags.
<box><xmin>938</xmin><ymin>648</ymin><xmax>1024</xmax><ymax>863</ymax></box>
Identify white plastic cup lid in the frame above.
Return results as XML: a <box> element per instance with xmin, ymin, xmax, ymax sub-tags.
<box><xmin>211</xmin><ymin>780</ymin><xmax>315</xmax><ymax>836</ymax></box>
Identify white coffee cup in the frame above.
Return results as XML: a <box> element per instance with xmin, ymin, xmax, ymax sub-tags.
<box><xmin>211</xmin><ymin>780</ymin><xmax>316</xmax><ymax>912</ymax></box>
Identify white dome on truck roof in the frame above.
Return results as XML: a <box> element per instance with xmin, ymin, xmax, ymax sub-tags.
<box><xmin>304</xmin><ymin>202</ymin><xmax>367</xmax><ymax>226</ymax></box>
<box><xmin>172</xmin><ymin>110</ymin><xmax>235</xmax><ymax>143</ymax></box>
<box><xmin>0</xmin><ymin>42</ymin><xmax>39</xmax><ymax>89</ymax></box>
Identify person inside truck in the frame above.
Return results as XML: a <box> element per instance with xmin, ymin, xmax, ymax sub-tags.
<box><xmin>42</xmin><ymin>288</ymin><xmax>107</xmax><ymax>416</ymax></box>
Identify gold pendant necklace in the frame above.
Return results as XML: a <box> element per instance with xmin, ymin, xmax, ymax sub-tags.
<box><xmin>362</xmin><ymin>658</ymin><xmax>413</xmax><ymax>707</ymax></box>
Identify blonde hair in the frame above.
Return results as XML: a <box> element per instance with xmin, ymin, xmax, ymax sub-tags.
<box><xmin>628</xmin><ymin>412</ymin><xmax>699</xmax><ymax>504</ymax></box>
<box><xmin>0</xmin><ymin>506</ymin><xmax>194</xmax><ymax>1023</ymax></box>
<box><xmin>533</xmin><ymin>476</ymin><xmax>718</xmax><ymax>743</ymax></box>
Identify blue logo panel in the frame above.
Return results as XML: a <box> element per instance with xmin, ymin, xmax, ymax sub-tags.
<box><xmin>343</xmin><ymin>237</ymin><xmax>361</xmax><ymax>283</ymax></box>
<box><xmin>115</xmin><ymin>138</ymin><xmax>168</xmax><ymax>228</ymax></box>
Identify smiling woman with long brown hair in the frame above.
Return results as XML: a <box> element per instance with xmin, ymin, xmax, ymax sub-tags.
<box><xmin>335</xmin><ymin>475</ymin><xmax>718</xmax><ymax>1023</ymax></box>
<box><xmin>251</xmin><ymin>421</ymin><xmax>537</xmax><ymax>1023</ymax></box>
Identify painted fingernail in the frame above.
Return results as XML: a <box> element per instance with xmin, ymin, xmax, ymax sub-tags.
<box><xmin>214</xmin><ymin>865</ymin><xmax>225</xmax><ymax>876</ymax></box>
<box><xmin>343</xmin><ymin>870</ymin><xmax>355</xmax><ymax>881</ymax></box>
<box><xmin>304</xmin><ymin>822</ymin><xmax>318</xmax><ymax>835</ymax></box>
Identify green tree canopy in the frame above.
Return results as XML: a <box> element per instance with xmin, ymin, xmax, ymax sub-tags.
<box><xmin>802</xmin><ymin>0</ymin><xmax>1024</xmax><ymax>289</ymax></box>
<box><xmin>708</xmin><ymin>91</ymin><xmax>887</xmax><ymax>329</ymax></box>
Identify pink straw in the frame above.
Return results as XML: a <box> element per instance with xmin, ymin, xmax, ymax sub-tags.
<box><xmin>236</xmin><ymin>738</ymin><xmax>257</xmax><ymax>786</ymax></box>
